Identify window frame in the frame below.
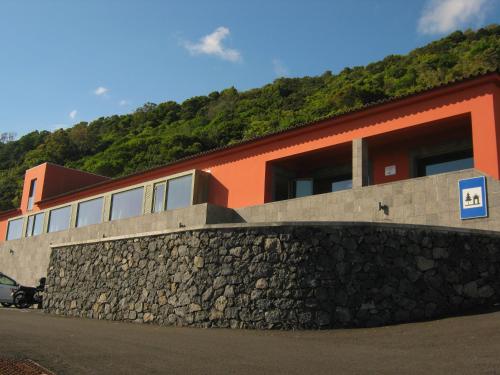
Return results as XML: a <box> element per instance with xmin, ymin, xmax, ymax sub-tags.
<box><xmin>165</xmin><ymin>174</ymin><xmax>194</xmax><ymax>210</ymax></box>
<box><xmin>152</xmin><ymin>182</ymin><xmax>167</xmax><ymax>213</ymax></box>
<box><xmin>48</xmin><ymin>205</ymin><xmax>72</xmax><ymax>233</ymax></box>
<box><xmin>27</xmin><ymin>179</ymin><xmax>37</xmax><ymax>211</ymax></box>
<box><xmin>6</xmin><ymin>218</ymin><xmax>24</xmax><ymax>241</ymax></box>
<box><xmin>110</xmin><ymin>186</ymin><xmax>145</xmax><ymax>221</ymax></box>
<box><xmin>26</xmin><ymin>212</ymin><xmax>45</xmax><ymax>237</ymax></box>
<box><xmin>76</xmin><ymin>197</ymin><xmax>104</xmax><ymax>228</ymax></box>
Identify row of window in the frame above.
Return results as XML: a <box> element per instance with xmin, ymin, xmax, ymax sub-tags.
<box><xmin>6</xmin><ymin>174</ymin><xmax>193</xmax><ymax>241</ymax></box>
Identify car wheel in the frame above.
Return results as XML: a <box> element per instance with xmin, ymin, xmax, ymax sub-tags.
<box><xmin>13</xmin><ymin>292</ymin><xmax>30</xmax><ymax>309</ymax></box>
<box><xmin>1</xmin><ymin>302</ymin><xmax>12</xmax><ymax>307</ymax></box>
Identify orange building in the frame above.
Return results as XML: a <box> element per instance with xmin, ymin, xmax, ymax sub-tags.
<box><xmin>1</xmin><ymin>70</ymin><xmax>499</xmax><ymax>243</ymax></box>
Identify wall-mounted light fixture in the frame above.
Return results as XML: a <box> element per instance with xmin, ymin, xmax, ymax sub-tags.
<box><xmin>378</xmin><ymin>202</ymin><xmax>389</xmax><ymax>215</ymax></box>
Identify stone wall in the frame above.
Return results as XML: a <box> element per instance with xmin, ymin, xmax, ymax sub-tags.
<box><xmin>44</xmin><ymin>223</ymin><xmax>500</xmax><ymax>329</ymax></box>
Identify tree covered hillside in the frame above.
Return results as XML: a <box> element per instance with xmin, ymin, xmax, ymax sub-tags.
<box><xmin>0</xmin><ymin>25</ymin><xmax>499</xmax><ymax>211</ymax></box>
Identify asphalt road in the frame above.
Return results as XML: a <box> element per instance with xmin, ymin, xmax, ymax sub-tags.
<box><xmin>1</xmin><ymin>308</ymin><xmax>500</xmax><ymax>375</ymax></box>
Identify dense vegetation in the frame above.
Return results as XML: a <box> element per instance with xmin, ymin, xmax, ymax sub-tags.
<box><xmin>0</xmin><ymin>26</ymin><xmax>499</xmax><ymax>211</ymax></box>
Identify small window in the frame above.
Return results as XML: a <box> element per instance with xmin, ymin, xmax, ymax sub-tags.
<box><xmin>0</xmin><ymin>275</ymin><xmax>16</xmax><ymax>286</ymax></box>
<box><xmin>293</xmin><ymin>179</ymin><xmax>313</xmax><ymax>198</ymax></box>
<box><xmin>110</xmin><ymin>187</ymin><xmax>144</xmax><ymax>220</ymax></box>
<box><xmin>331</xmin><ymin>179</ymin><xmax>352</xmax><ymax>192</ymax></box>
<box><xmin>6</xmin><ymin>218</ymin><xmax>24</xmax><ymax>241</ymax></box>
<box><xmin>77</xmin><ymin>197</ymin><xmax>104</xmax><ymax>228</ymax></box>
<box><xmin>48</xmin><ymin>206</ymin><xmax>71</xmax><ymax>233</ymax></box>
<box><xmin>417</xmin><ymin>149</ymin><xmax>473</xmax><ymax>177</ymax></box>
<box><xmin>26</xmin><ymin>212</ymin><xmax>45</xmax><ymax>237</ymax></box>
<box><xmin>153</xmin><ymin>183</ymin><xmax>166</xmax><ymax>213</ymax></box>
<box><xmin>166</xmin><ymin>175</ymin><xmax>193</xmax><ymax>210</ymax></box>
<box><xmin>27</xmin><ymin>179</ymin><xmax>37</xmax><ymax>211</ymax></box>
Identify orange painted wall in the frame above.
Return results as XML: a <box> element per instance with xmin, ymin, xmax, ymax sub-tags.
<box><xmin>0</xmin><ymin>73</ymin><xmax>498</xmax><ymax>241</ymax></box>
<box><xmin>19</xmin><ymin>163</ymin><xmax>109</xmax><ymax>215</ymax></box>
<box><xmin>35</xmin><ymin>75</ymin><xmax>500</xmax><ymax>210</ymax></box>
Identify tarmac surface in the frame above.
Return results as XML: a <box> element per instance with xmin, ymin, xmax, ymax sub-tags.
<box><xmin>1</xmin><ymin>307</ymin><xmax>500</xmax><ymax>374</ymax></box>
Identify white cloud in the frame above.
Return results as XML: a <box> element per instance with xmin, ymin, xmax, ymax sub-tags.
<box><xmin>94</xmin><ymin>86</ymin><xmax>109</xmax><ymax>96</ymax></box>
<box><xmin>272</xmin><ymin>58</ymin><xmax>289</xmax><ymax>77</ymax></box>
<box><xmin>418</xmin><ymin>0</ymin><xmax>490</xmax><ymax>35</ymax></box>
<box><xmin>183</xmin><ymin>27</ymin><xmax>242</xmax><ymax>62</ymax></box>
<box><xmin>119</xmin><ymin>99</ymin><xmax>129</xmax><ymax>106</ymax></box>
<box><xmin>69</xmin><ymin>110</ymin><xmax>77</xmax><ymax>119</ymax></box>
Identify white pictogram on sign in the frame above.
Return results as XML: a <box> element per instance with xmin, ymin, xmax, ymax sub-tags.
<box><xmin>462</xmin><ymin>187</ymin><xmax>483</xmax><ymax>209</ymax></box>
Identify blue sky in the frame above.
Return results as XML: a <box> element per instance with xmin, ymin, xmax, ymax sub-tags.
<box><xmin>1</xmin><ymin>0</ymin><xmax>498</xmax><ymax>137</ymax></box>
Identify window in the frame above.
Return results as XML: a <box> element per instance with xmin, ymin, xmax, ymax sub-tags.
<box><xmin>26</xmin><ymin>212</ymin><xmax>45</xmax><ymax>237</ymax></box>
<box><xmin>77</xmin><ymin>197</ymin><xmax>104</xmax><ymax>228</ymax></box>
<box><xmin>166</xmin><ymin>175</ymin><xmax>193</xmax><ymax>210</ymax></box>
<box><xmin>48</xmin><ymin>206</ymin><xmax>71</xmax><ymax>233</ymax></box>
<box><xmin>6</xmin><ymin>218</ymin><xmax>23</xmax><ymax>241</ymax></box>
<box><xmin>293</xmin><ymin>179</ymin><xmax>313</xmax><ymax>198</ymax></box>
<box><xmin>331</xmin><ymin>179</ymin><xmax>352</xmax><ymax>192</ymax></box>
<box><xmin>0</xmin><ymin>275</ymin><xmax>16</xmax><ymax>286</ymax></box>
<box><xmin>153</xmin><ymin>183</ymin><xmax>166</xmax><ymax>213</ymax></box>
<box><xmin>27</xmin><ymin>179</ymin><xmax>37</xmax><ymax>211</ymax></box>
<box><xmin>110</xmin><ymin>187</ymin><xmax>144</xmax><ymax>220</ymax></box>
<box><xmin>417</xmin><ymin>149</ymin><xmax>473</xmax><ymax>177</ymax></box>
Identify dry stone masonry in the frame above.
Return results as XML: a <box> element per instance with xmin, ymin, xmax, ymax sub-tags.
<box><xmin>44</xmin><ymin>224</ymin><xmax>500</xmax><ymax>329</ymax></box>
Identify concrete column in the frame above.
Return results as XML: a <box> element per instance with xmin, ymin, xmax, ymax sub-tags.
<box><xmin>42</xmin><ymin>212</ymin><xmax>50</xmax><ymax>234</ymax></box>
<box><xmin>69</xmin><ymin>203</ymin><xmax>78</xmax><ymax>228</ymax></box>
<box><xmin>102</xmin><ymin>195</ymin><xmax>111</xmax><ymax>222</ymax></box>
<box><xmin>352</xmin><ymin>138</ymin><xmax>369</xmax><ymax>188</ymax></box>
<box><xmin>143</xmin><ymin>184</ymin><xmax>153</xmax><ymax>214</ymax></box>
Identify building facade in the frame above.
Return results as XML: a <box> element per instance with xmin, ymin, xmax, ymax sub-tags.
<box><xmin>0</xmin><ymin>71</ymin><xmax>499</xmax><ymax>284</ymax></box>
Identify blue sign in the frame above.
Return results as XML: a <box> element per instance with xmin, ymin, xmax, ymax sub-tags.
<box><xmin>459</xmin><ymin>176</ymin><xmax>488</xmax><ymax>220</ymax></box>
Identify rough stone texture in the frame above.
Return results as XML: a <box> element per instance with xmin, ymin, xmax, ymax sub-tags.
<box><xmin>44</xmin><ymin>223</ymin><xmax>500</xmax><ymax>329</ymax></box>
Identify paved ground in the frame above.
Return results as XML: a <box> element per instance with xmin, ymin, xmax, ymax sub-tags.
<box><xmin>1</xmin><ymin>308</ymin><xmax>500</xmax><ymax>375</ymax></box>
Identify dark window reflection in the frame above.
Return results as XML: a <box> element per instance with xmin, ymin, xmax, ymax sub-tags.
<box><xmin>417</xmin><ymin>149</ymin><xmax>473</xmax><ymax>177</ymax></box>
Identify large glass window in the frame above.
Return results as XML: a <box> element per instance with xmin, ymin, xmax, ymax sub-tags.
<box><xmin>153</xmin><ymin>183</ymin><xmax>166</xmax><ymax>213</ymax></box>
<box><xmin>110</xmin><ymin>187</ymin><xmax>144</xmax><ymax>220</ymax></box>
<box><xmin>26</xmin><ymin>212</ymin><xmax>45</xmax><ymax>237</ymax></box>
<box><xmin>77</xmin><ymin>197</ymin><xmax>104</xmax><ymax>228</ymax></box>
<box><xmin>166</xmin><ymin>175</ymin><xmax>193</xmax><ymax>210</ymax></box>
<box><xmin>48</xmin><ymin>206</ymin><xmax>71</xmax><ymax>233</ymax></box>
<box><xmin>417</xmin><ymin>149</ymin><xmax>473</xmax><ymax>177</ymax></box>
<box><xmin>27</xmin><ymin>179</ymin><xmax>37</xmax><ymax>211</ymax></box>
<box><xmin>6</xmin><ymin>218</ymin><xmax>23</xmax><ymax>241</ymax></box>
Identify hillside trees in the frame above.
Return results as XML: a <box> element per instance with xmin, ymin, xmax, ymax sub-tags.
<box><xmin>0</xmin><ymin>25</ymin><xmax>498</xmax><ymax>210</ymax></box>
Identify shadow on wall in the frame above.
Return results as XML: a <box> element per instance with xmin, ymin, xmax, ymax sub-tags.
<box><xmin>208</xmin><ymin>176</ymin><xmax>229</xmax><ymax>207</ymax></box>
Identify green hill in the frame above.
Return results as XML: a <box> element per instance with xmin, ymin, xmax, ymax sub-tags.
<box><xmin>0</xmin><ymin>25</ymin><xmax>499</xmax><ymax>212</ymax></box>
